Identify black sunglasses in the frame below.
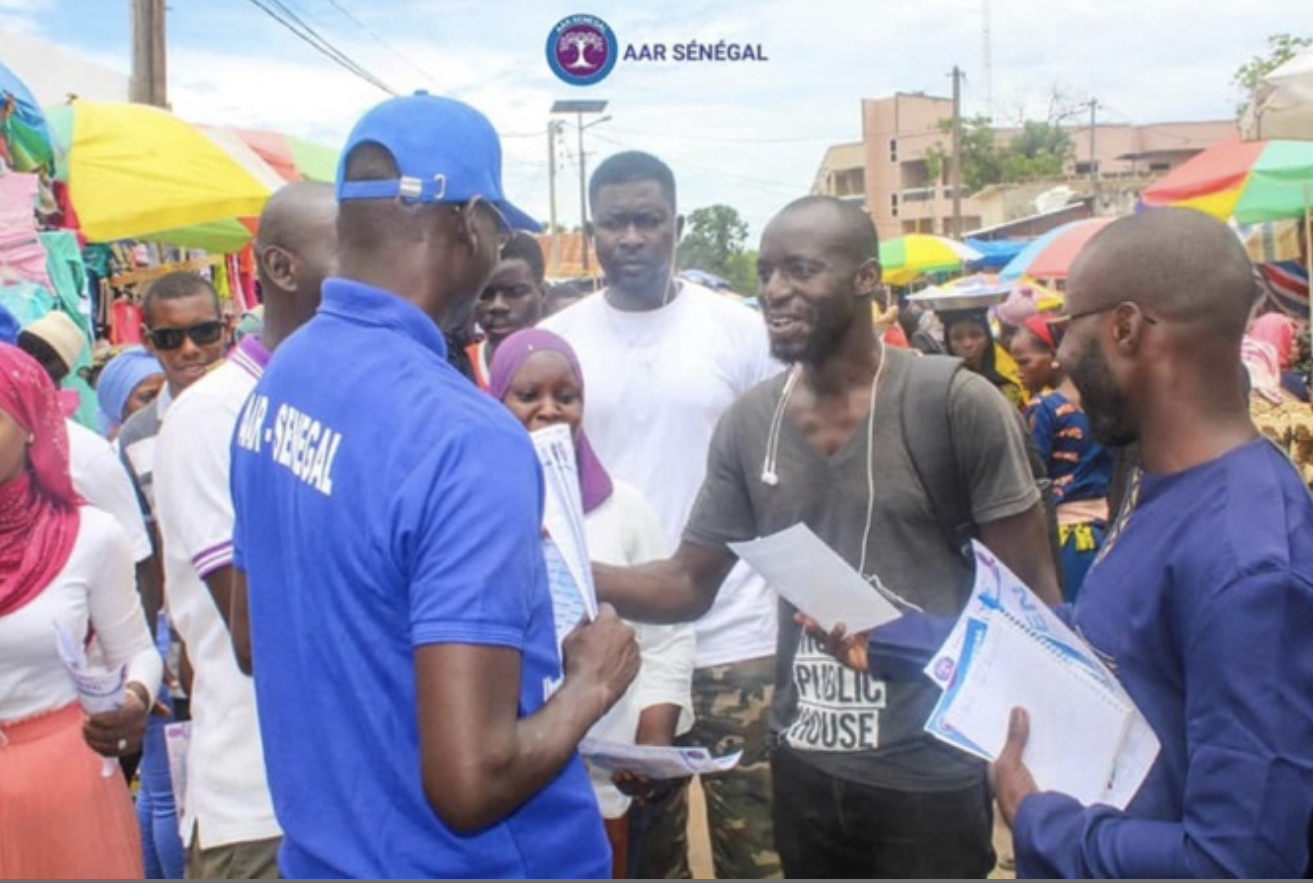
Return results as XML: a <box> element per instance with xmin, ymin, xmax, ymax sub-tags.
<box><xmin>144</xmin><ymin>320</ymin><xmax>225</xmax><ymax>351</ymax></box>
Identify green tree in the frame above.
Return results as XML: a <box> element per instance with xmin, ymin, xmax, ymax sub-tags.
<box><xmin>1234</xmin><ymin>33</ymin><xmax>1312</xmax><ymax>119</ymax></box>
<box><xmin>724</xmin><ymin>249</ymin><xmax>759</xmax><ymax>297</ymax></box>
<box><xmin>924</xmin><ymin>116</ymin><xmax>1073</xmax><ymax>194</ymax></box>
<box><xmin>677</xmin><ymin>204</ymin><xmax>751</xmax><ymax>287</ymax></box>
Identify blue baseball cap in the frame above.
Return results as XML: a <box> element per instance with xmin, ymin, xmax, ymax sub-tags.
<box><xmin>336</xmin><ymin>91</ymin><xmax>540</xmax><ymax>233</ymax></box>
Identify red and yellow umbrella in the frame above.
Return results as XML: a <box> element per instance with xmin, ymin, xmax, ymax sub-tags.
<box><xmin>1140</xmin><ymin>135</ymin><xmax>1313</xmax><ymax>224</ymax></box>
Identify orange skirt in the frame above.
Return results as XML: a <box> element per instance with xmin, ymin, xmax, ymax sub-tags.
<box><xmin>0</xmin><ymin>703</ymin><xmax>144</xmax><ymax>879</ymax></box>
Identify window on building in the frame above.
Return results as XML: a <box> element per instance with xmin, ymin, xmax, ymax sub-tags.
<box><xmin>889</xmin><ymin>139</ymin><xmax>898</xmax><ymax>162</ymax></box>
<box><xmin>835</xmin><ymin>168</ymin><xmax>865</xmax><ymax>196</ymax></box>
<box><xmin>890</xmin><ymin>194</ymin><xmax>899</xmax><ymax>218</ymax></box>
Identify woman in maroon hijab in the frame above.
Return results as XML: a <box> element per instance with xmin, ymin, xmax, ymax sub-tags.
<box><xmin>491</xmin><ymin>329</ymin><xmax>694</xmax><ymax>879</ymax></box>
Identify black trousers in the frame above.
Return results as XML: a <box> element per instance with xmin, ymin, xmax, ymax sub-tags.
<box><xmin>771</xmin><ymin>746</ymin><xmax>995</xmax><ymax>879</ymax></box>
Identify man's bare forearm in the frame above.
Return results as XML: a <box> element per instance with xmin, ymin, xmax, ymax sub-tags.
<box><xmin>594</xmin><ymin>543</ymin><xmax>734</xmax><ymax>624</ymax></box>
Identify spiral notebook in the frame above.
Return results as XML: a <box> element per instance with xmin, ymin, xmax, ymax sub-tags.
<box><xmin>923</xmin><ymin>541</ymin><xmax>1158</xmax><ymax>808</ymax></box>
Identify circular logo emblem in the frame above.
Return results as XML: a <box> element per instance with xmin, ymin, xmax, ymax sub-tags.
<box><xmin>933</xmin><ymin>657</ymin><xmax>956</xmax><ymax>683</ymax></box>
<box><xmin>546</xmin><ymin>14</ymin><xmax>618</xmax><ymax>86</ymax></box>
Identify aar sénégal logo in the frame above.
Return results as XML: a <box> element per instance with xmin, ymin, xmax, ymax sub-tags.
<box><xmin>546</xmin><ymin>14</ymin><xmax>618</xmax><ymax>86</ymax></box>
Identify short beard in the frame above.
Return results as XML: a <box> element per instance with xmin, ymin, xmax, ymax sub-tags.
<box><xmin>1069</xmin><ymin>342</ymin><xmax>1136</xmax><ymax>448</ymax></box>
<box><xmin>766</xmin><ymin>299</ymin><xmax>860</xmax><ymax>366</ymax></box>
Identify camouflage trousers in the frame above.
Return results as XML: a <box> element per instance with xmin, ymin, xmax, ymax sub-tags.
<box><xmin>627</xmin><ymin>654</ymin><xmax>782</xmax><ymax>879</ymax></box>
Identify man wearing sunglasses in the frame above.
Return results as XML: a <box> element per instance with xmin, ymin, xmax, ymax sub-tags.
<box><xmin>118</xmin><ymin>272</ymin><xmax>230</xmax><ymax>565</ymax></box>
<box><xmin>229</xmin><ymin>92</ymin><xmax>638</xmax><ymax>880</ymax></box>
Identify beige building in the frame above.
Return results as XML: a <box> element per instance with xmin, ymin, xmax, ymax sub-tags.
<box><xmin>813</xmin><ymin>93</ymin><xmax>1236</xmax><ymax>240</ymax></box>
<box><xmin>811</xmin><ymin>141</ymin><xmax>866</xmax><ymax>204</ymax></box>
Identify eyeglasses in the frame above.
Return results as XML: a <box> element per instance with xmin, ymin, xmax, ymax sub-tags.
<box><xmin>463</xmin><ymin>196</ymin><xmax>513</xmax><ymax>250</ymax></box>
<box><xmin>1054</xmin><ymin>301</ymin><xmax>1159</xmax><ymax>326</ymax></box>
<box><xmin>143</xmin><ymin>320</ymin><xmax>225</xmax><ymax>351</ymax></box>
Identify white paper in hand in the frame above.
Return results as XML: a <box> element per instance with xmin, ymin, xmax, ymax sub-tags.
<box><xmin>729</xmin><ymin>523</ymin><xmax>901</xmax><ymax>633</ymax></box>
<box><xmin>578</xmin><ymin>738</ymin><xmax>742</xmax><ymax>780</ymax></box>
<box><xmin>531</xmin><ymin>424</ymin><xmax>598</xmax><ymax>638</ymax></box>
<box><xmin>55</xmin><ymin>623</ymin><xmax>126</xmax><ymax>776</ymax></box>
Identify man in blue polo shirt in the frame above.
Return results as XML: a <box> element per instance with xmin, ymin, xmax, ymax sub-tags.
<box><xmin>229</xmin><ymin>92</ymin><xmax>640</xmax><ymax>879</ymax></box>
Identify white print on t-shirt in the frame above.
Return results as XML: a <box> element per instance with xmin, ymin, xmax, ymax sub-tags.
<box><xmin>784</xmin><ymin>635</ymin><xmax>886</xmax><ymax>752</ymax></box>
<box><xmin>235</xmin><ymin>395</ymin><xmax>342</xmax><ymax>497</ymax></box>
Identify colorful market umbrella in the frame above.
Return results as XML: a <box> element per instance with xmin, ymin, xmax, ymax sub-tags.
<box><xmin>998</xmin><ymin>218</ymin><xmax>1114</xmax><ymax>281</ymax></box>
<box><xmin>45</xmin><ymin>100</ymin><xmax>283</xmax><ymax>251</ymax></box>
<box><xmin>1140</xmin><ymin>136</ymin><xmax>1313</xmax><ymax>224</ymax></box>
<box><xmin>0</xmin><ymin>58</ymin><xmax>51</xmax><ymax>171</ymax></box>
<box><xmin>230</xmin><ymin>127</ymin><xmax>339</xmax><ymax>183</ymax></box>
<box><xmin>880</xmin><ymin>234</ymin><xmax>982</xmax><ymax>286</ymax></box>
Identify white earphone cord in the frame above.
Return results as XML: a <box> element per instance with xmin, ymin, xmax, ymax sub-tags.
<box><xmin>759</xmin><ymin>347</ymin><xmax>892</xmax><ymax>585</ymax></box>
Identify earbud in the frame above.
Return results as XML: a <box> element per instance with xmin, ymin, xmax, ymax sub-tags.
<box><xmin>761</xmin><ymin>470</ymin><xmax>779</xmax><ymax>487</ymax></box>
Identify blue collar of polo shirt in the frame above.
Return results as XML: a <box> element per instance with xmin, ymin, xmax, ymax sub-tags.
<box><xmin>317</xmin><ymin>277</ymin><xmax>449</xmax><ymax>360</ymax></box>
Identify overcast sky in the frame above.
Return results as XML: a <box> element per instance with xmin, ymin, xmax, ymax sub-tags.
<box><xmin>2</xmin><ymin>0</ymin><xmax>1306</xmax><ymax>238</ymax></box>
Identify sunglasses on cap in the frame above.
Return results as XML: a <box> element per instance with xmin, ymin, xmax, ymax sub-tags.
<box><xmin>143</xmin><ymin>320</ymin><xmax>226</xmax><ymax>351</ymax></box>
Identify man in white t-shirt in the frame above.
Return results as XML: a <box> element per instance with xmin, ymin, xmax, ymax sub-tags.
<box><xmin>541</xmin><ymin>150</ymin><xmax>781</xmax><ymax>879</ymax></box>
<box><xmin>154</xmin><ymin>182</ymin><xmax>337</xmax><ymax>879</ymax></box>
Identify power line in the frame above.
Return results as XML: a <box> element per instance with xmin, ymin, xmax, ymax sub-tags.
<box><xmin>265</xmin><ymin>0</ymin><xmax>395</xmax><ymax>93</ymax></box>
<box><xmin>317</xmin><ymin>0</ymin><xmax>441</xmax><ymax>89</ymax></box>
<box><xmin>242</xmin><ymin>0</ymin><xmax>396</xmax><ymax>95</ymax></box>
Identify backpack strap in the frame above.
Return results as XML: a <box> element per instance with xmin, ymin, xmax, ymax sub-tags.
<box><xmin>901</xmin><ymin>355</ymin><xmax>975</xmax><ymax>566</ymax></box>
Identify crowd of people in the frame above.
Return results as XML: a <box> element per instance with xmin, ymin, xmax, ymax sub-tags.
<box><xmin>0</xmin><ymin>88</ymin><xmax>1311</xmax><ymax>880</ymax></box>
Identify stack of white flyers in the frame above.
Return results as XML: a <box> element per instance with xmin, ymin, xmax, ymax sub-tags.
<box><xmin>578</xmin><ymin>738</ymin><xmax>743</xmax><ymax>781</ymax></box>
<box><xmin>924</xmin><ymin>542</ymin><xmax>1160</xmax><ymax>808</ymax></box>
<box><xmin>530</xmin><ymin>424</ymin><xmax>598</xmax><ymax>649</ymax></box>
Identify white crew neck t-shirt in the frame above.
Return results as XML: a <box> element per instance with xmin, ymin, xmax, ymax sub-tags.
<box><xmin>541</xmin><ymin>282</ymin><xmax>780</xmax><ymax>667</ymax></box>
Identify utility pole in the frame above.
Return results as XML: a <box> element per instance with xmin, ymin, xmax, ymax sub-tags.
<box><xmin>981</xmin><ymin>0</ymin><xmax>993</xmax><ymax>121</ymax></box>
<box><xmin>130</xmin><ymin>0</ymin><xmax>168</xmax><ymax>108</ymax></box>
<box><xmin>547</xmin><ymin>121</ymin><xmax>560</xmax><ymax>275</ymax></box>
<box><xmin>950</xmin><ymin>65</ymin><xmax>963</xmax><ymax>239</ymax></box>
<box><xmin>550</xmin><ymin>100</ymin><xmax>608</xmax><ymax>276</ymax></box>
<box><xmin>576</xmin><ymin>111</ymin><xmax>590</xmax><ymax>275</ymax></box>
<box><xmin>1088</xmin><ymin>99</ymin><xmax>1099</xmax><ymax>209</ymax></box>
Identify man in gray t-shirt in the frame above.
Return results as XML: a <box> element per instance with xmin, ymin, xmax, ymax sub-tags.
<box><xmin>596</xmin><ymin>196</ymin><xmax>1059</xmax><ymax>879</ymax></box>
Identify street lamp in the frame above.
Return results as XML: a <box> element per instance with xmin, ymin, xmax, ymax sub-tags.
<box><xmin>551</xmin><ymin>99</ymin><xmax>609</xmax><ymax>275</ymax></box>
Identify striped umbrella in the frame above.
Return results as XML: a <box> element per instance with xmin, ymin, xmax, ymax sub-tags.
<box><xmin>880</xmin><ymin>234</ymin><xmax>982</xmax><ymax>286</ymax></box>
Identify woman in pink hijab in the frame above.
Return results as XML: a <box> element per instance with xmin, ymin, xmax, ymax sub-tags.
<box><xmin>0</xmin><ymin>343</ymin><xmax>162</xmax><ymax>879</ymax></box>
<box><xmin>1248</xmin><ymin>312</ymin><xmax>1308</xmax><ymax>402</ymax></box>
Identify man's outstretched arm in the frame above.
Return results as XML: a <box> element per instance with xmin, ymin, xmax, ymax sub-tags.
<box><xmin>594</xmin><ymin>540</ymin><xmax>737</xmax><ymax>625</ymax></box>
